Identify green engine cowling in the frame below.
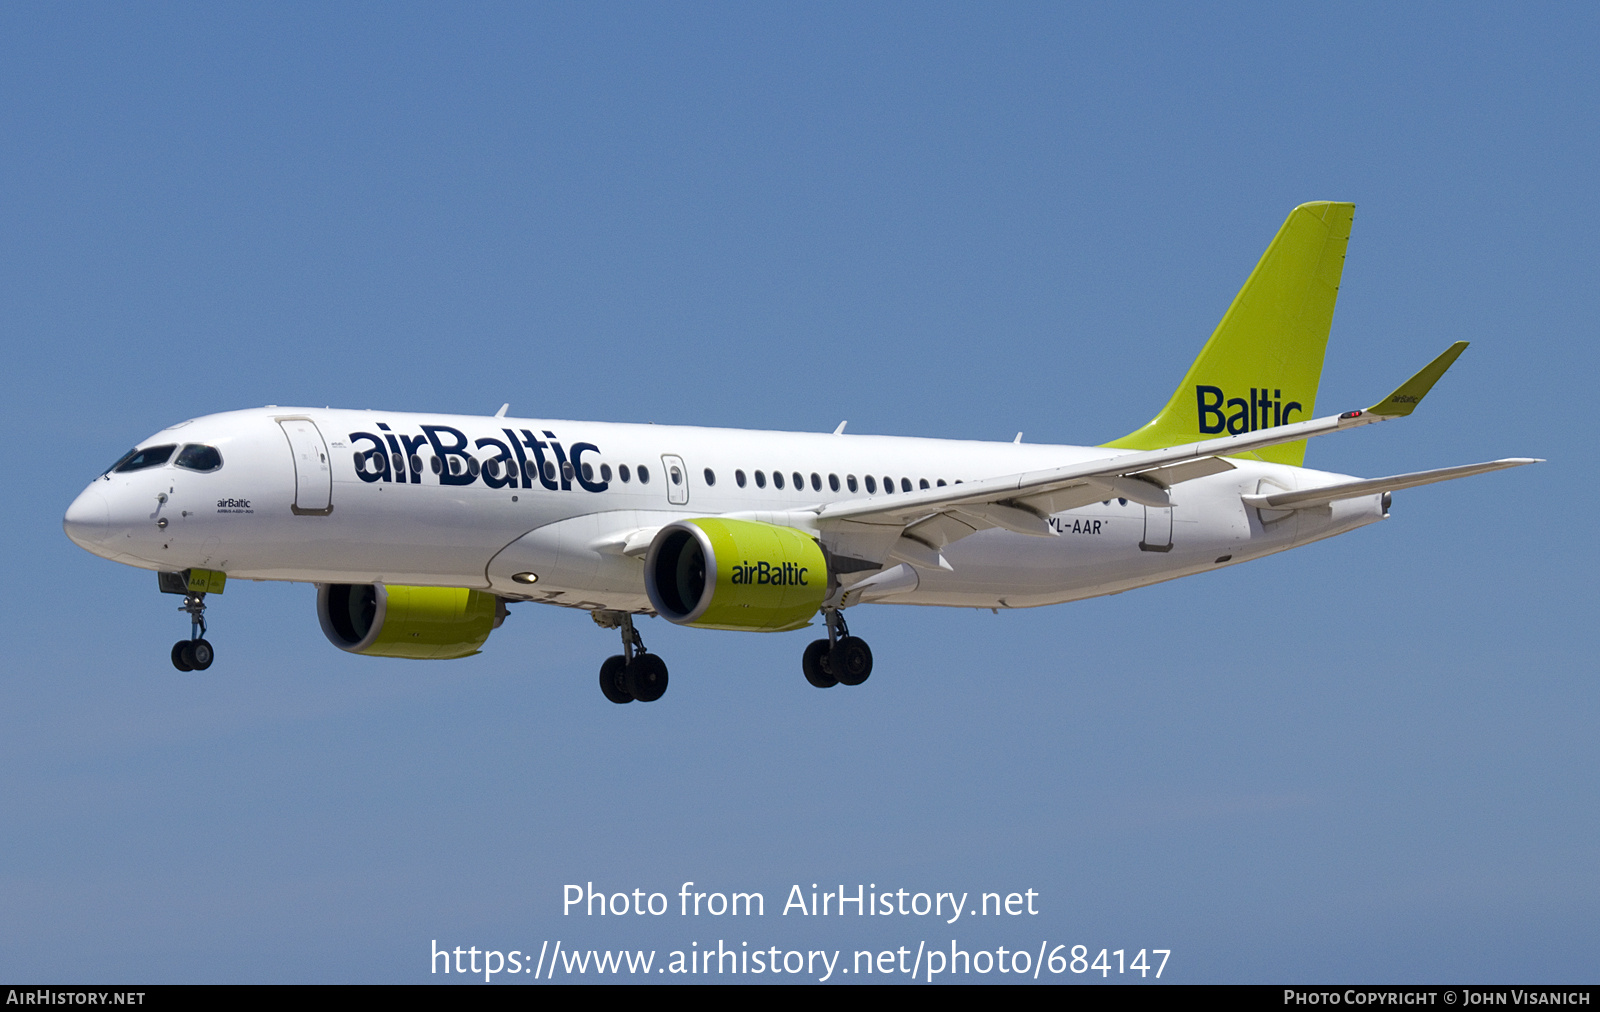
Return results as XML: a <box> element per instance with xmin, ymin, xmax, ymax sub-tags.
<box><xmin>317</xmin><ymin>583</ymin><xmax>504</xmax><ymax>659</ymax></box>
<box><xmin>644</xmin><ymin>518</ymin><xmax>828</xmax><ymax>631</ymax></box>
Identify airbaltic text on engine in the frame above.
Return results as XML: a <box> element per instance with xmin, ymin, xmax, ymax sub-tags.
<box><xmin>730</xmin><ymin>561</ymin><xmax>810</xmax><ymax>587</ymax></box>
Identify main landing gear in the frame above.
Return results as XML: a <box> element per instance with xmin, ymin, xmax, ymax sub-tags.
<box><xmin>592</xmin><ymin>611</ymin><xmax>668</xmax><ymax>704</ymax></box>
<box><xmin>802</xmin><ymin>609</ymin><xmax>872</xmax><ymax>689</ymax></box>
<box><xmin>170</xmin><ymin>592</ymin><xmax>214</xmax><ymax>672</ymax></box>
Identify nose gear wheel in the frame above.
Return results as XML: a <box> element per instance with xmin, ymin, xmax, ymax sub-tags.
<box><xmin>170</xmin><ymin>592</ymin><xmax>216</xmax><ymax>671</ymax></box>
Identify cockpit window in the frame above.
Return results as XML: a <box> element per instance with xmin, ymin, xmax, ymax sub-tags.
<box><xmin>108</xmin><ymin>444</ymin><xmax>176</xmax><ymax>474</ymax></box>
<box><xmin>175</xmin><ymin>444</ymin><xmax>223</xmax><ymax>473</ymax></box>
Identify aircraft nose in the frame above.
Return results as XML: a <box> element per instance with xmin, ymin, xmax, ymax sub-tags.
<box><xmin>63</xmin><ymin>486</ymin><xmax>112</xmax><ymax>549</ymax></box>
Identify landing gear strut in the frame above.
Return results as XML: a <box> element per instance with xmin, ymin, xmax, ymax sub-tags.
<box><xmin>802</xmin><ymin>608</ymin><xmax>872</xmax><ymax>689</ymax></box>
<box><xmin>592</xmin><ymin>611</ymin><xmax>668</xmax><ymax>704</ymax></box>
<box><xmin>170</xmin><ymin>592</ymin><xmax>214</xmax><ymax>672</ymax></box>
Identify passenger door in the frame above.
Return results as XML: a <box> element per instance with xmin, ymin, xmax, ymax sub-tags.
<box><xmin>278</xmin><ymin>418</ymin><xmax>334</xmax><ymax>515</ymax></box>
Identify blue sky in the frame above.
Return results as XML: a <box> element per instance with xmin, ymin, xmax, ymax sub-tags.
<box><xmin>3</xmin><ymin>3</ymin><xmax>1594</xmax><ymax>983</ymax></box>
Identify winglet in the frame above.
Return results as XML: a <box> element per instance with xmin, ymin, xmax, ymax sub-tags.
<box><xmin>1368</xmin><ymin>342</ymin><xmax>1468</xmax><ymax>416</ymax></box>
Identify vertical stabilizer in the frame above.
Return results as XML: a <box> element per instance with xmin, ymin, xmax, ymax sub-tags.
<box><xmin>1103</xmin><ymin>201</ymin><xmax>1355</xmax><ymax>465</ymax></box>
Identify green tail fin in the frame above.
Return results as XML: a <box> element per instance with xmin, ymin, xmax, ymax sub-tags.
<box><xmin>1102</xmin><ymin>201</ymin><xmax>1355</xmax><ymax>465</ymax></box>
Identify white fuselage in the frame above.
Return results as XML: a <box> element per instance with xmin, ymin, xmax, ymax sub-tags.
<box><xmin>63</xmin><ymin>407</ymin><xmax>1386</xmax><ymax>615</ymax></box>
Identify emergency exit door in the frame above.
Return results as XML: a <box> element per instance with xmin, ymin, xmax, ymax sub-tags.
<box><xmin>661</xmin><ymin>454</ymin><xmax>689</xmax><ymax>505</ymax></box>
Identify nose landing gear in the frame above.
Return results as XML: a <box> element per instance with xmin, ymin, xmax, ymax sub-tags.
<box><xmin>159</xmin><ymin>569</ymin><xmax>225</xmax><ymax>672</ymax></box>
<box><xmin>170</xmin><ymin>592</ymin><xmax>214</xmax><ymax>671</ymax></box>
<box><xmin>802</xmin><ymin>609</ymin><xmax>872</xmax><ymax>689</ymax></box>
<box><xmin>592</xmin><ymin>611</ymin><xmax>668</xmax><ymax>703</ymax></box>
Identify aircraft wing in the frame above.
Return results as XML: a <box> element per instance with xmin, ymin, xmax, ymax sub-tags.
<box><xmin>808</xmin><ymin>406</ymin><xmax>1389</xmax><ymax>569</ymax></box>
<box><xmin>807</xmin><ymin>342</ymin><xmax>1533</xmax><ymax>569</ymax></box>
<box><xmin>814</xmin><ymin>408</ymin><xmax>1379</xmax><ymax>527</ymax></box>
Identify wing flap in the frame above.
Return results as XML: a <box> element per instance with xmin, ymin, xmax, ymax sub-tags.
<box><xmin>1132</xmin><ymin>455</ymin><xmax>1237</xmax><ymax>487</ymax></box>
<box><xmin>903</xmin><ymin>511</ymin><xmax>984</xmax><ymax>550</ymax></box>
<box><xmin>952</xmin><ymin>502</ymin><xmax>1056</xmax><ymax>537</ymax></box>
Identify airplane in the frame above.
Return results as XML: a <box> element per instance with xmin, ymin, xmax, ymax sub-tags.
<box><xmin>62</xmin><ymin>202</ymin><xmax>1538</xmax><ymax>703</ymax></box>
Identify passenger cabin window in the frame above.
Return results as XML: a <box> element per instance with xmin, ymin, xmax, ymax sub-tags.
<box><xmin>865</xmin><ymin>476</ymin><xmax>877</xmax><ymax>494</ymax></box>
<box><xmin>773</xmin><ymin>471</ymin><xmax>785</xmax><ymax>490</ymax></box>
<box><xmin>637</xmin><ymin>465</ymin><xmax>650</xmax><ymax>484</ymax></box>
<box><xmin>109</xmin><ymin>444</ymin><xmax>176</xmax><ymax>474</ymax></box>
<box><xmin>600</xmin><ymin>464</ymin><xmax>612</xmax><ymax>482</ymax></box>
<box><xmin>174</xmin><ymin>444</ymin><xmax>223</xmax><ymax>473</ymax></box>
<box><xmin>704</xmin><ymin>468</ymin><xmax>716</xmax><ymax>486</ymax></box>
<box><xmin>754</xmin><ymin>470</ymin><xmax>766</xmax><ymax>488</ymax></box>
<box><xmin>735</xmin><ymin>469</ymin><xmax>747</xmax><ymax>488</ymax></box>
<box><xmin>829</xmin><ymin>474</ymin><xmax>840</xmax><ymax>492</ymax></box>
<box><xmin>619</xmin><ymin>464</ymin><xmax>631</xmax><ymax>482</ymax></box>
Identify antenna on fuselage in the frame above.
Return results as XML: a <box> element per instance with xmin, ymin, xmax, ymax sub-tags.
<box><xmin>495</xmin><ymin>404</ymin><xmax>509</xmax><ymax>418</ymax></box>
<box><xmin>1014</xmin><ymin>432</ymin><xmax>1023</xmax><ymax>443</ymax></box>
<box><xmin>833</xmin><ymin>421</ymin><xmax>847</xmax><ymax>435</ymax></box>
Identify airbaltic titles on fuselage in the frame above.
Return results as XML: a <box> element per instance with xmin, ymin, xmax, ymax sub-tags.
<box><xmin>347</xmin><ymin>423</ymin><xmax>608</xmax><ymax>493</ymax></box>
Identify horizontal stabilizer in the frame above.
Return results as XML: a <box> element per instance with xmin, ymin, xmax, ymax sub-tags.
<box><xmin>1239</xmin><ymin>458</ymin><xmax>1541</xmax><ymax>510</ymax></box>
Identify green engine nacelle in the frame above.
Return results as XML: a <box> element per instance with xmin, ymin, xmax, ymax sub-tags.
<box><xmin>317</xmin><ymin>583</ymin><xmax>504</xmax><ymax>659</ymax></box>
<box><xmin>644</xmin><ymin>518</ymin><xmax>827</xmax><ymax>632</ymax></box>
